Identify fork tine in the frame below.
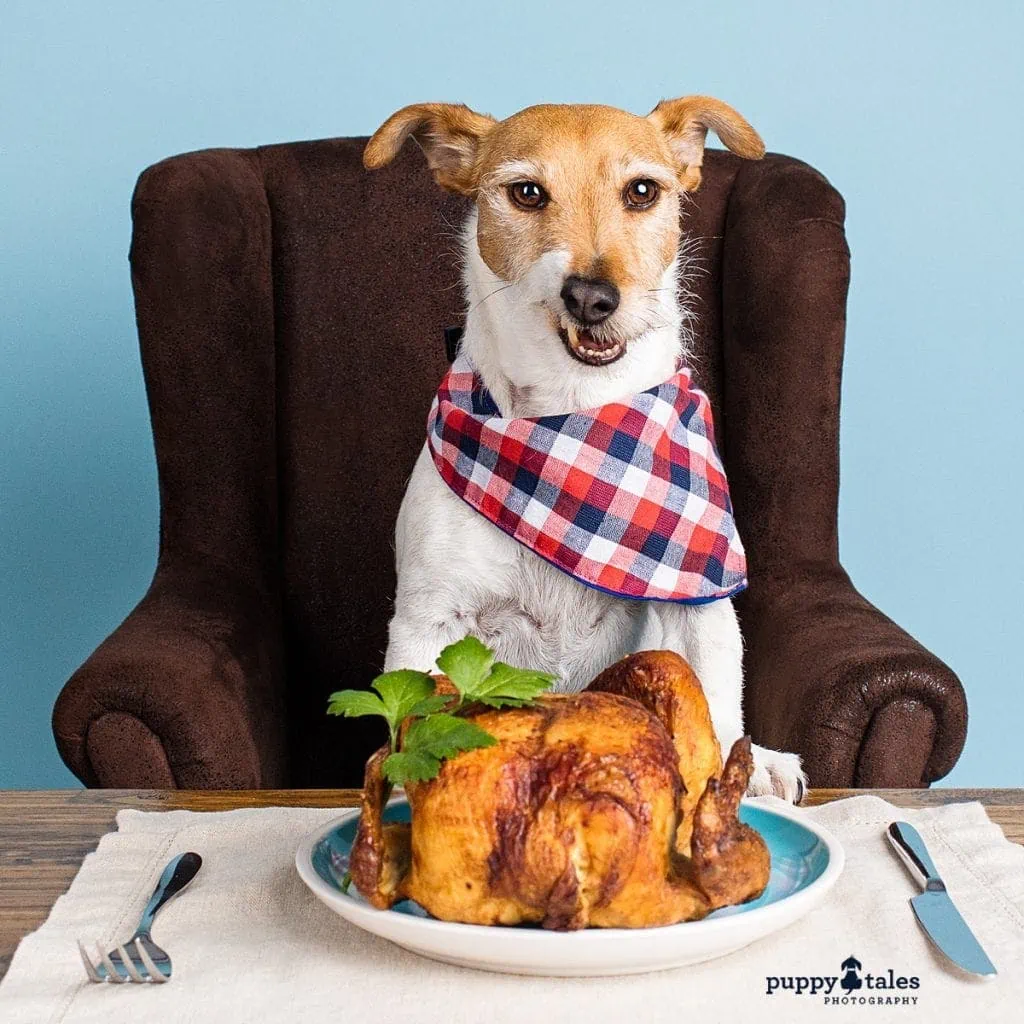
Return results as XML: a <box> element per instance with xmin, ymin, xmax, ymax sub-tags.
<box><xmin>136</xmin><ymin>940</ymin><xmax>168</xmax><ymax>983</ymax></box>
<box><xmin>118</xmin><ymin>944</ymin><xmax>145</xmax><ymax>983</ymax></box>
<box><xmin>97</xmin><ymin>943</ymin><xmax>126</xmax><ymax>984</ymax></box>
<box><xmin>77</xmin><ymin>940</ymin><xmax>103</xmax><ymax>983</ymax></box>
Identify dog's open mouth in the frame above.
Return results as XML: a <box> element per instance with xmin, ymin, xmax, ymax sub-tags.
<box><xmin>558</xmin><ymin>322</ymin><xmax>627</xmax><ymax>367</ymax></box>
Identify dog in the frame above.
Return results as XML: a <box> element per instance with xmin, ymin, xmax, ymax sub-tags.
<box><xmin>364</xmin><ymin>96</ymin><xmax>805</xmax><ymax>800</ymax></box>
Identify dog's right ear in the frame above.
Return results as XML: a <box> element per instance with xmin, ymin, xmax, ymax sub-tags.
<box><xmin>363</xmin><ymin>103</ymin><xmax>497</xmax><ymax>195</ymax></box>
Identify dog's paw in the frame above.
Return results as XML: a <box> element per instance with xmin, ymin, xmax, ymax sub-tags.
<box><xmin>747</xmin><ymin>744</ymin><xmax>806</xmax><ymax>803</ymax></box>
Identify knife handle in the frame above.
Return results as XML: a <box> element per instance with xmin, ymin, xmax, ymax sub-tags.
<box><xmin>887</xmin><ymin>821</ymin><xmax>945</xmax><ymax>891</ymax></box>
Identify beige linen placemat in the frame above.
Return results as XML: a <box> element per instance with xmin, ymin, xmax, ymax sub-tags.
<box><xmin>2</xmin><ymin>795</ymin><xmax>1022</xmax><ymax>1023</ymax></box>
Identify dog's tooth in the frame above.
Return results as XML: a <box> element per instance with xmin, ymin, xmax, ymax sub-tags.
<box><xmin>566</xmin><ymin>323</ymin><xmax>579</xmax><ymax>347</ymax></box>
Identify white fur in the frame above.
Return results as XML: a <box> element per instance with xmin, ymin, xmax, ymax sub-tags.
<box><xmin>384</xmin><ymin>211</ymin><xmax>805</xmax><ymax>801</ymax></box>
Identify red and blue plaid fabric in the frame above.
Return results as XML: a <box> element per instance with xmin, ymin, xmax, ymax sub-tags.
<box><xmin>426</xmin><ymin>354</ymin><xmax>747</xmax><ymax>603</ymax></box>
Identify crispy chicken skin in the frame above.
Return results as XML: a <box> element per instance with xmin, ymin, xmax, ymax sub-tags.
<box><xmin>350</xmin><ymin>651</ymin><xmax>770</xmax><ymax>929</ymax></box>
<box><xmin>587</xmin><ymin>649</ymin><xmax>723</xmax><ymax>855</ymax></box>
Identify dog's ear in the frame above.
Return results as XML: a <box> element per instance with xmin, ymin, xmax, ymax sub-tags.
<box><xmin>363</xmin><ymin>103</ymin><xmax>497</xmax><ymax>194</ymax></box>
<box><xmin>648</xmin><ymin>96</ymin><xmax>764</xmax><ymax>191</ymax></box>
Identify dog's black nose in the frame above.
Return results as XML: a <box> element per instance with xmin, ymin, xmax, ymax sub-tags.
<box><xmin>560</xmin><ymin>275</ymin><xmax>620</xmax><ymax>325</ymax></box>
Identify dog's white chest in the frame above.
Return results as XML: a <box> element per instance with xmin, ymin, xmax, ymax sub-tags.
<box><xmin>470</xmin><ymin>546</ymin><xmax>648</xmax><ymax>691</ymax></box>
<box><xmin>391</xmin><ymin>446</ymin><xmax>663</xmax><ymax>689</ymax></box>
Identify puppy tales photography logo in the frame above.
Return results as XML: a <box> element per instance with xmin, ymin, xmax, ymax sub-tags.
<box><xmin>766</xmin><ymin>955</ymin><xmax>921</xmax><ymax>1007</ymax></box>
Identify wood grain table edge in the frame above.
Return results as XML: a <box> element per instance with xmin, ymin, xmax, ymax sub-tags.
<box><xmin>2</xmin><ymin>788</ymin><xmax>1022</xmax><ymax>981</ymax></box>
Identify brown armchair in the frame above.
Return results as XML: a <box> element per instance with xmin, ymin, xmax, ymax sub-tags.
<box><xmin>51</xmin><ymin>137</ymin><xmax>967</xmax><ymax>790</ymax></box>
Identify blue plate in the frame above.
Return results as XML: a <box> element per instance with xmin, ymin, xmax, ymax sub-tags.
<box><xmin>296</xmin><ymin>798</ymin><xmax>843</xmax><ymax>976</ymax></box>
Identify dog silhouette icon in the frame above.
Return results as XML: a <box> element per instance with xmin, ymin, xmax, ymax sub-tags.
<box><xmin>840</xmin><ymin>956</ymin><xmax>863</xmax><ymax>992</ymax></box>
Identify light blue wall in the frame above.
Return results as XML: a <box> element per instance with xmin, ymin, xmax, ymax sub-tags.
<box><xmin>2</xmin><ymin>2</ymin><xmax>1021</xmax><ymax>788</ymax></box>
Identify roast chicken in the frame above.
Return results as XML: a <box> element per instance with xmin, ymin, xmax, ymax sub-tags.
<box><xmin>350</xmin><ymin>650</ymin><xmax>770</xmax><ymax>930</ymax></box>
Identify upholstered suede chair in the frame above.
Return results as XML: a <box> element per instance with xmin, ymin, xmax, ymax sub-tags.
<box><xmin>51</xmin><ymin>137</ymin><xmax>968</xmax><ymax>790</ymax></box>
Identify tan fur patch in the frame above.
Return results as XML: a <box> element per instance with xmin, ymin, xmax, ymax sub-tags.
<box><xmin>472</xmin><ymin>105</ymin><xmax>683</xmax><ymax>296</ymax></box>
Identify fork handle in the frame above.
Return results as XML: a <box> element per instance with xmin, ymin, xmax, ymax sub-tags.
<box><xmin>137</xmin><ymin>852</ymin><xmax>203</xmax><ymax>936</ymax></box>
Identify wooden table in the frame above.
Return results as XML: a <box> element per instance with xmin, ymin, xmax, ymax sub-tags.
<box><xmin>2</xmin><ymin>788</ymin><xmax>1022</xmax><ymax>981</ymax></box>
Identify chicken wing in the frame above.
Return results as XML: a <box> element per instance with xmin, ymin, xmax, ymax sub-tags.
<box><xmin>587</xmin><ymin>650</ymin><xmax>722</xmax><ymax>853</ymax></box>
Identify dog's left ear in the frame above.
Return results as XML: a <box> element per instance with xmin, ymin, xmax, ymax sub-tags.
<box><xmin>363</xmin><ymin>102</ymin><xmax>497</xmax><ymax>195</ymax></box>
<box><xmin>648</xmin><ymin>96</ymin><xmax>764</xmax><ymax>191</ymax></box>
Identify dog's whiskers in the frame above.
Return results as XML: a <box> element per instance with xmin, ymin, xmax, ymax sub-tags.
<box><xmin>467</xmin><ymin>282</ymin><xmax>515</xmax><ymax>316</ymax></box>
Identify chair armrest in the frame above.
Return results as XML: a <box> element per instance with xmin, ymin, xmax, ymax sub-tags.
<box><xmin>738</xmin><ymin>570</ymin><xmax>968</xmax><ymax>788</ymax></box>
<box><xmin>52</xmin><ymin>564</ymin><xmax>287</xmax><ymax>788</ymax></box>
<box><xmin>55</xmin><ymin>147</ymin><xmax>287</xmax><ymax>789</ymax></box>
<box><xmin>719</xmin><ymin>154</ymin><xmax>967</xmax><ymax>785</ymax></box>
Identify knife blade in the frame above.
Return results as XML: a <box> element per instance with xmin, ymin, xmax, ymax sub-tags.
<box><xmin>887</xmin><ymin>821</ymin><xmax>997</xmax><ymax>977</ymax></box>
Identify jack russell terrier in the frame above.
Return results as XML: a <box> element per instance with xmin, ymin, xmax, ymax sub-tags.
<box><xmin>364</xmin><ymin>96</ymin><xmax>805</xmax><ymax>800</ymax></box>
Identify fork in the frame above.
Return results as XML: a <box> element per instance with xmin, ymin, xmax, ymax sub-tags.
<box><xmin>78</xmin><ymin>851</ymin><xmax>202</xmax><ymax>983</ymax></box>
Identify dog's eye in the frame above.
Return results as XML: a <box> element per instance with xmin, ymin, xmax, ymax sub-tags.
<box><xmin>624</xmin><ymin>179</ymin><xmax>660</xmax><ymax>209</ymax></box>
<box><xmin>508</xmin><ymin>181</ymin><xmax>548</xmax><ymax>210</ymax></box>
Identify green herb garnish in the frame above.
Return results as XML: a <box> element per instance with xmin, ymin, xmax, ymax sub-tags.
<box><xmin>436</xmin><ymin>635</ymin><xmax>557</xmax><ymax>708</ymax></box>
<box><xmin>327</xmin><ymin>635</ymin><xmax>556</xmax><ymax>787</ymax></box>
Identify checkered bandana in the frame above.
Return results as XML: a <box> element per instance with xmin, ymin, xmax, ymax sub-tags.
<box><xmin>426</xmin><ymin>353</ymin><xmax>747</xmax><ymax>603</ymax></box>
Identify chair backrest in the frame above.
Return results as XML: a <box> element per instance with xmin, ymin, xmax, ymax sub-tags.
<box><xmin>132</xmin><ymin>136</ymin><xmax>844</xmax><ymax>786</ymax></box>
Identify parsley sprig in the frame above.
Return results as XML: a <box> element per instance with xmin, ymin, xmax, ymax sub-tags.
<box><xmin>327</xmin><ymin>635</ymin><xmax>557</xmax><ymax>787</ymax></box>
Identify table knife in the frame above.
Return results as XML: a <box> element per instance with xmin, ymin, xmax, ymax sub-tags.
<box><xmin>887</xmin><ymin>821</ymin><xmax>996</xmax><ymax>977</ymax></box>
